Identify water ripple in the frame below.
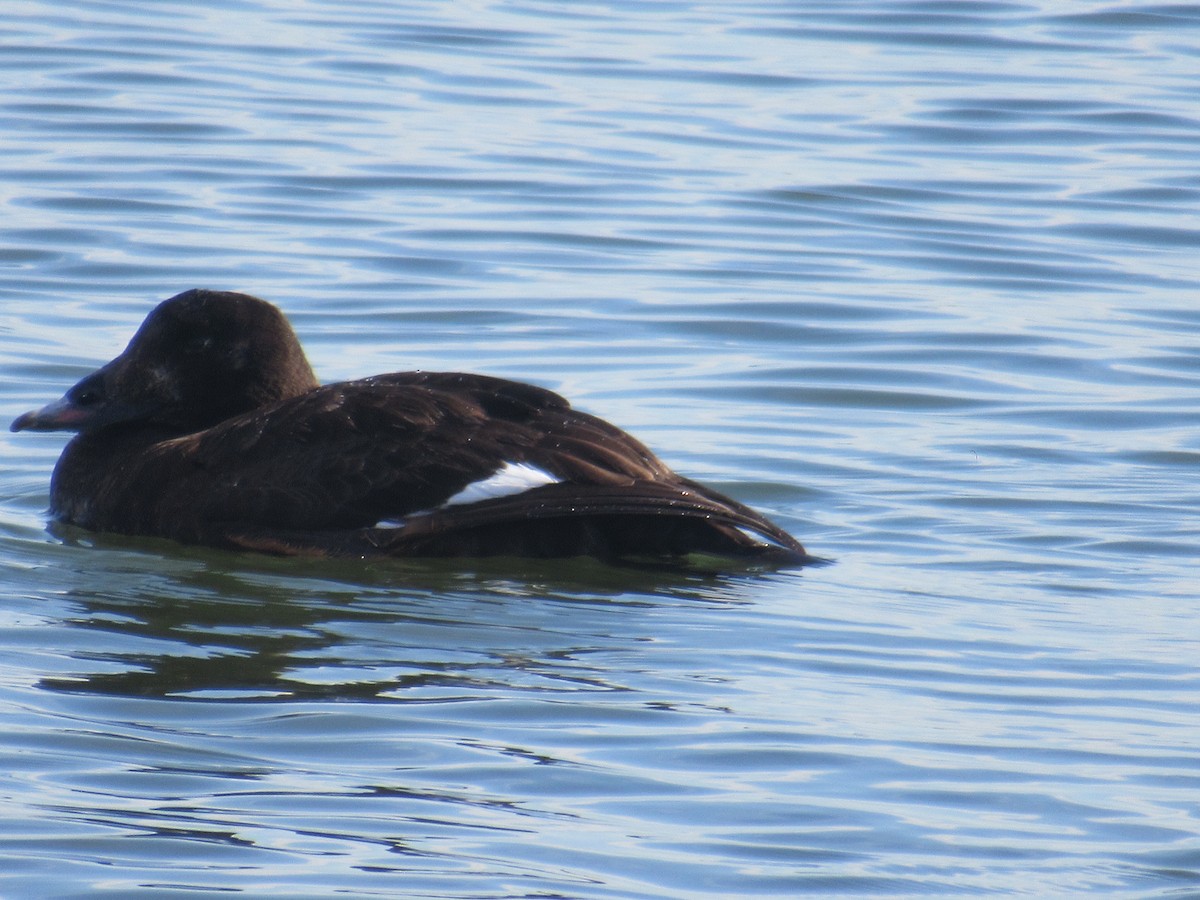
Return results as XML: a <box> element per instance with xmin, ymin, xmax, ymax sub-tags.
<box><xmin>3</xmin><ymin>0</ymin><xmax>1200</xmax><ymax>897</ymax></box>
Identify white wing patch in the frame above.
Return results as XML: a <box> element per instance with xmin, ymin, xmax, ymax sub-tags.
<box><xmin>373</xmin><ymin>461</ymin><xmax>561</xmax><ymax>529</ymax></box>
<box><xmin>442</xmin><ymin>461</ymin><xmax>561</xmax><ymax>507</ymax></box>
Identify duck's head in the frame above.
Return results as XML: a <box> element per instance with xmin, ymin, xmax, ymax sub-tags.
<box><xmin>12</xmin><ymin>289</ymin><xmax>320</xmax><ymax>435</ymax></box>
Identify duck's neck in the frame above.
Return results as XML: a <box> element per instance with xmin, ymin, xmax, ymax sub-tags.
<box><xmin>50</xmin><ymin>424</ymin><xmax>180</xmax><ymax>528</ymax></box>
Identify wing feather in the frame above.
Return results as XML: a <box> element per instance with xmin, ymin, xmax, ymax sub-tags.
<box><xmin>76</xmin><ymin>371</ymin><xmax>806</xmax><ymax>562</ymax></box>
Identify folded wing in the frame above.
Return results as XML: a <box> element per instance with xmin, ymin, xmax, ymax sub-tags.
<box><xmin>121</xmin><ymin>372</ymin><xmax>806</xmax><ymax>561</ymax></box>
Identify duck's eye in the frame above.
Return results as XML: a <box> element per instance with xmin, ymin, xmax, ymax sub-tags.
<box><xmin>75</xmin><ymin>388</ymin><xmax>102</xmax><ymax>407</ymax></box>
<box><xmin>68</xmin><ymin>378</ymin><xmax>104</xmax><ymax>407</ymax></box>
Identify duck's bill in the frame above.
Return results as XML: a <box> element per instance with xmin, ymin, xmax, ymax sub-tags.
<box><xmin>10</xmin><ymin>396</ymin><xmax>91</xmax><ymax>432</ymax></box>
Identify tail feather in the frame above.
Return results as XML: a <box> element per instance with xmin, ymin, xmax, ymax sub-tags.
<box><xmin>225</xmin><ymin>480</ymin><xmax>812</xmax><ymax>564</ymax></box>
<box><xmin>379</xmin><ymin>480</ymin><xmax>810</xmax><ymax>561</ymax></box>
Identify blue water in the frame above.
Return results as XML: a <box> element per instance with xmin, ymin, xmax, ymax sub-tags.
<box><xmin>3</xmin><ymin>1</ymin><xmax>1200</xmax><ymax>896</ymax></box>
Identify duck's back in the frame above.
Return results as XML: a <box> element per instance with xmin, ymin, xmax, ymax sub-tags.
<box><xmin>50</xmin><ymin>371</ymin><xmax>808</xmax><ymax>562</ymax></box>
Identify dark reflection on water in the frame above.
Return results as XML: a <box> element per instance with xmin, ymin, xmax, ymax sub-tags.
<box><xmin>38</xmin><ymin>539</ymin><xmax>767</xmax><ymax>702</ymax></box>
<box><xmin>8</xmin><ymin>540</ymin><xmax>856</xmax><ymax>897</ymax></box>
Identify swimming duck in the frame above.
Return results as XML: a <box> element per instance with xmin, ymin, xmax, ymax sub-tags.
<box><xmin>12</xmin><ymin>290</ymin><xmax>811</xmax><ymax>564</ymax></box>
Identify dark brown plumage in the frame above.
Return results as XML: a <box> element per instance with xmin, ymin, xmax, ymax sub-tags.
<box><xmin>12</xmin><ymin>289</ymin><xmax>813</xmax><ymax>565</ymax></box>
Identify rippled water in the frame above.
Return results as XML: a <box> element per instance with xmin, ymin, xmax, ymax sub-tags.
<box><xmin>3</xmin><ymin>1</ymin><xmax>1200</xmax><ymax>896</ymax></box>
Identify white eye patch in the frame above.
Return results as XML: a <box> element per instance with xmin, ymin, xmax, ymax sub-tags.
<box><xmin>374</xmin><ymin>461</ymin><xmax>561</xmax><ymax>529</ymax></box>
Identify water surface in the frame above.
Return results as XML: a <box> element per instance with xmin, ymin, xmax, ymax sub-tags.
<box><xmin>3</xmin><ymin>1</ymin><xmax>1200</xmax><ymax>896</ymax></box>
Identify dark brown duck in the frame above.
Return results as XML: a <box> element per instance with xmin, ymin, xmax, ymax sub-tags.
<box><xmin>12</xmin><ymin>290</ymin><xmax>812</xmax><ymax>564</ymax></box>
